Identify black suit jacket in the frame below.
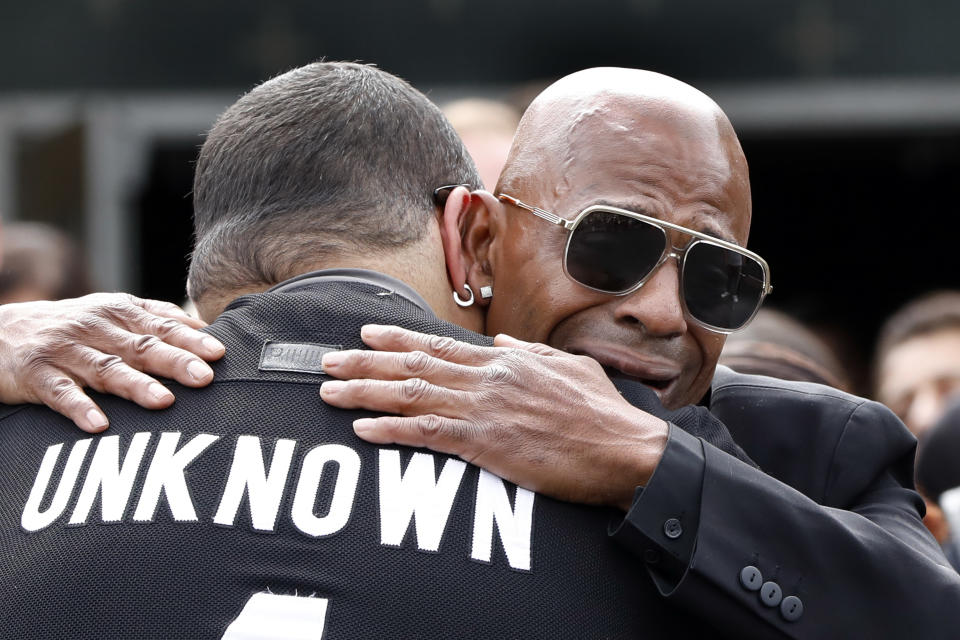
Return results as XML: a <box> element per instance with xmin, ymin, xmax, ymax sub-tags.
<box><xmin>0</xmin><ymin>277</ymin><xmax>725</xmax><ymax>639</ymax></box>
<box><xmin>613</xmin><ymin>365</ymin><xmax>960</xmax><ymax>639</ymax></box>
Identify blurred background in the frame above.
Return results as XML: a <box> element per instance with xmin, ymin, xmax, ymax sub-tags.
<box><xmin>2</xmin><ymin>0</ymin><xmax>960</xmax><ymax>392</ymax></box>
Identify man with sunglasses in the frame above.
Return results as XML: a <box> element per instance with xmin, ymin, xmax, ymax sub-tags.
<box><xmin>1</xmin><ymin>65</ymin><xmax>957</xmax><ymax>637</ymax></box>
<box><xmin>319</xmin><ymin>67</ymin><xmax>960</xmax><ymax>636</ymax></box>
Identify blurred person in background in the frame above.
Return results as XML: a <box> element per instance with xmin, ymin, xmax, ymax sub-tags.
<box><xmin>916</xmin><ymin>399</ymin><xmax>960</xmax><ymax>570</ymax></box>
<box><xmin>0</xmin><ymin>221</ymin><xmax>93</xmax><ymax>304</ymax></box>
<box><xmin>442</xmin><ymin>98</ymin><xmax>520</xmax><ymax>189</ymax></box>
<box><xmin>874</xmin><ymin>291</ymin><xmax>960</xmax><ymax>560</ymax></box>
<box><xmin>874</xmin><ymin>291</ymin><xmax>960</xmax><ymax>439</ymax></box>
<box><xmin>719</xmin><ymin>308</ymin><xmax>851</xmax><ymax>391</ymax></box>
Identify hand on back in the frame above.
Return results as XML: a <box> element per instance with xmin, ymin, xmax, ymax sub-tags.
<box><xmin>0</xmin><ymin>293</ymin><xmax>223</xmax><ymax>431</ymax></box>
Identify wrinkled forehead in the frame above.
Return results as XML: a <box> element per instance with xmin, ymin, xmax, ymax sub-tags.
<box><xmin>534</xmin><ymin>97</ymin><xmax>751</xmax><ymax>241</ymax></box>
<box><xmin>568</xmin><ymin>99</ymin><xmax>734</xmax><ymax>176</ymax></box>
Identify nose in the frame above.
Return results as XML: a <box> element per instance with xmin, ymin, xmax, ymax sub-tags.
<box><xmin>905</xmin><ymin>384</ymin><xmax>945</xmax><ymax>439</ymax></box>
<box><xmin>612</xmin><ymin>256</ymin><xmax>688</xmax><ymax>338</ymax></box>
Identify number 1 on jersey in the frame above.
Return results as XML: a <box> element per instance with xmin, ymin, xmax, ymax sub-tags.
<box><xmin>222</xmin><ymin>592</ymin><xmax>330</xmax><ymax>639</ymax></box>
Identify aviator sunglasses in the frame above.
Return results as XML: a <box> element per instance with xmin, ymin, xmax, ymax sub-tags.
<box><xmin>434</xmin><ymin>186</ymin><xmax>772</xmax><ymax>333</ymax></box>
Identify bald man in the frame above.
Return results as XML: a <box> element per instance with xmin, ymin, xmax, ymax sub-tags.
<box><xmin>320</xmin><ymin>68</ymin><xmax>960</xmax><ymax>637</ymax></box>
<box><xmin>1</xmin><ymin>67</ymin><xmax>958</xmax><ymax>637</ymax></box>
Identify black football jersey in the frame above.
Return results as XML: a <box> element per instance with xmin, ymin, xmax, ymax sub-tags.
<box><xmin>0</xmin><ymin>277</ymin><xmax>712</xmax><ymax>639</ymax></box>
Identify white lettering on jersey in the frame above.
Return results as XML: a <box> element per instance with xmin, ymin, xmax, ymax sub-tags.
<box><xmin>222</xmin><ymin>592</ymin><xmax>329</xmax><ymax>640</ymax></box>
<box><xmin>471</xmin><ymin>469</ymin><xmax>535</xmax><ymax>571</ymax></box>
<box><xmin>214</xmin><ymin>436</ymin><xmax>297</xmax><ymax>531</ymax></box>
<box><xmin>291</xmin><ymin>444</ymin><xmax>360</xmax><ymax>537</ymax></box>
<box><xmin>18</xmin><ymin>433</ymin><xmax>542</xmax><ymax>573</ymax></box>
<box><xmin>21</xmin><ymin>439</ymin><xmax>92</xmax><ymax>532</ymax></box>
<box><xmin>133</xmin><ymin>432</ymin><xmax>219</xmax><ymax>522</ymax></box>
<box><xmin>69</xmin><ymin>432</ymin><xmax>151</xmax><ymax>525</ymax></box>
<box><xmin>378</xmin><ymin>450</ymin><xmax>466</xmax><ymax>552</ymax></box>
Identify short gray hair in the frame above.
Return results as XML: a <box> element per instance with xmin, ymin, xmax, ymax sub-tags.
<box><xmin>188</xmin><ymin>61</ymin><xmax>480</xmax><ymax>302</ymax></box>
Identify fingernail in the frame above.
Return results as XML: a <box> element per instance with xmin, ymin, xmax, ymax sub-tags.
<box><xmin>320</xmin><ymin>380</ymin><xmax>346</xmax><ymax>396</ymax></box>
<box><xmin>187</xmin><ymin>360</ymin><xmax>213</xmax><ymax>382</ymax></box>
<box><xmin>360</xmin><ymin>324</ymin><xmax>385</xmax><ymax>338</ymax></box>
<box><xmin>149</xmin><ymin>382</ymin><xmax>174</xmax><ymax>402</ymax></box>
<box><xmin>202</xmin><ymin>336</ymin><xmax>225</xmax><ymax>355</ymax></box>
<box><xmin>322</xmin><ymin>351</ymin><xmax>344</xmax><ymax>369</ymax></box>
<box><xmin>353</xmin><ymin>418</ymin><xmax>376</xmax><ymax>433</ymax></box>
<box><xmin>85</xmin><ymin>409</ymin><xmax>108</xmax><ymax>431</ymax></box>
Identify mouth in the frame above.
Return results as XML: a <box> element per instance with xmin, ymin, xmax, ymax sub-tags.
<box><xmin>602</xmin><ymin>366</ymin><xmax>673</xmax><ymax>390</ymax></box>
<box><xmin>568</xmin><ymin>345</ymin><xmax>682</xmax><ymax>399</ymax></box>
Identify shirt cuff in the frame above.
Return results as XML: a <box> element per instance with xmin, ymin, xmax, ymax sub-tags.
<box><xmin>608</xmin><ymin>423</ymin><xmax>707</xmax><ymax>595</ymax></box>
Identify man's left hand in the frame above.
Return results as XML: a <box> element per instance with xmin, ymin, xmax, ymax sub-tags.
<box><xmin>319</xmin><ymin>324</ymin><xmax>668</xmax><ymax>511</ymax></box>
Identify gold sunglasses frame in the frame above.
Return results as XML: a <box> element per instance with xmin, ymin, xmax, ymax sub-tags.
<box><xmin>497</xmin><ymin>193</ymin><xmax>773</xmax><ymax>334</ymax></box>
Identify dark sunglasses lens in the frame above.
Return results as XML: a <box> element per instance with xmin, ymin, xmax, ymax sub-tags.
<box><xmin>683</xmin><ymin>242</ymin><xmax>766</xmax><ymax>330</ymax></box>
<box><xmin>566</xmin><ymin>211</ymin><xmax>666</xmax><ymax>293</ymax></box>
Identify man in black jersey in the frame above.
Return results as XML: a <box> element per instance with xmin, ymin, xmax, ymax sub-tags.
<box><xmin>2</xmin><ymin>63</ymin><xmax>960</xmax><ymax>639</ymax></box>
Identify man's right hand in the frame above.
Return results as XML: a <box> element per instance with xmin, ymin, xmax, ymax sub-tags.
<box><xmin>320</xmin><ymin>325</ymin><xmax>669</xmax><ymax>511</ymax></box>
<box><xmin>0</xmin><ymin>293</ymin><xmax>225</xmax><ymax>432</ymax></box>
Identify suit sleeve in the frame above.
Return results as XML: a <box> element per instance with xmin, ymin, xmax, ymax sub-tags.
<box><xmin>611</xmin><ymin>398</ymin><xmax>960</xmax><ymax>640</ymax></box>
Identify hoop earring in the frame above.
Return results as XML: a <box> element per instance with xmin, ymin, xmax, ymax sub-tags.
<box><xmin>453</xmin><ymin>284</ymin><xmax>475</xmax><ymax>307</ymax></box>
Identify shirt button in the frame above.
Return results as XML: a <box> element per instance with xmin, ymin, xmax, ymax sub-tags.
<box><xmin>760</xmin><ymin>581</ymin><xmax>783</xmax><ymax>607</ymax></box>
<box><xmin>739</xmin><ymin>566</ymin><xmax>763</xmax><ymax>591</ymax></box>
<box><xmin>781</xmin><ymin>595</ymin><xmax>804</xmax><ymax>621</ymax></box>
<box><xmin>644</xmin><ymin>549</ymin><xmax>661</xmax><ymax>564</ymax></box>
<box><xmin>663</xmin><ymin>518</ymin><xmax>683</xmax><ymax>539</ymax></box>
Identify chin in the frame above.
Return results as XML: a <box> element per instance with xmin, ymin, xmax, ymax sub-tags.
<box><xmin>669</xmin><ymin>371</ymin><xmax>717</xmax><ymax>408</ymax></box>
<box><xmin>658</xmin><ymin>388</ymin><xmax>690</xmax><ymax>411</ymax></box>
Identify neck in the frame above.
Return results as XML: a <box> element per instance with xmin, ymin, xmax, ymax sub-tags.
<box><xmin>195</xmin><ymin>228</ymin><xmax>485</xmax><ymax>334</ymax></box>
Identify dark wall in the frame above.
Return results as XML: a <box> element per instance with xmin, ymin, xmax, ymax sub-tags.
<box><xmin>743</xmin><ymin>128</ymin><xmax>960</xmax><ymax>389</ymax></box>
<box><xmin>135</xmin><ymin>143</ymin><xmax>197</xmax><ymax>307</ymax></box>
<box><xmin>4</xmin><ymin>0</ymin><xmax>960</xmax><ymax>91</ymax></box>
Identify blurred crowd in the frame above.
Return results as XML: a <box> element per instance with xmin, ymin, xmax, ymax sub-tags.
<box><xmin>2</xmin><ymin>90</ymin><xmax>960</xmax><ymax>572</ymax></box>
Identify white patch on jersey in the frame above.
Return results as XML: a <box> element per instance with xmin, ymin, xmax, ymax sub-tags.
<box><xmin>69</xmin><ymin>432</ymin><xmax>151</xmax><ymax>525</ymax></box>
<box><xmin>214</xmin><ymin>437</ymin><xmax>297</xmax><ymax>531</ymax></box>
<box><xmin>221</xmin><ymin>592</ymin><xmax>329</xmax><ymax>640</ymax></box>
<box><xmin>133</xmin><ymin>432</ymin><xmax>220</xmax><ymax>522</ymax></box>
<box><xmin>291</xmin><ymin>444</ymin><xmax>361</xmax><ymax>537</ymax></box>
<box><xmin>378</xmin><ymin>450</ymin><xmax>466</xmax><ymax>552</ymax></box>
<box><xmin>21</xmin><ymin>439</ymin><xmax>92</xmax><ymax>532</ymax></box>
<box><xmin>470</xmin><ymin>469</ymin><xmax>535</xmax><ymax>571</ymax></box>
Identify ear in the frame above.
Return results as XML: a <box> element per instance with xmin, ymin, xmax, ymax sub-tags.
<box><xmin>441</xmin><ymin>189</ymin><xmax>502</xmax><ymax>308</ymax></box>
<box><xmin>440</xmin><ymin>188</ymin><xmax>502</xmax><ymax>307</ymax></box>
<box><xmin>439</xmin><ymin>186</ymin><xmax>473</xmax><ymax>300</ymax></box>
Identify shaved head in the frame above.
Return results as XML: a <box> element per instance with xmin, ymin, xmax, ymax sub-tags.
<box><xmin>498</xmin><ymin>68</ymin><xmax>751</xmax><ymax>239</ymax></box>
